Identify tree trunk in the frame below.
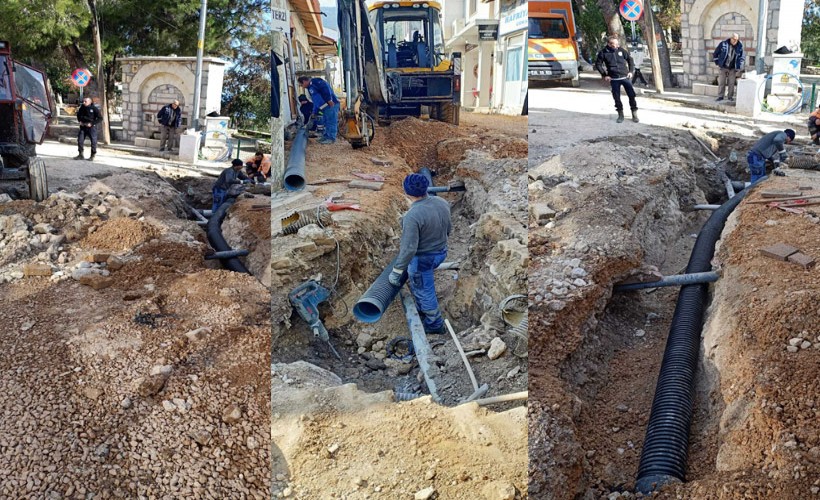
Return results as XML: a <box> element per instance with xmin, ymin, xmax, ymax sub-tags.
<box><xmin>61</xmin><ymin>43</ymin><xmax>89</xmax><ymax>71</ymax></box>
<box><xmin>639</xmin><ymin>5</ymin><xmax>676</xmax><ymax>88</ymax></box>
<box><xmin>597</xmin><ymin>0</ymin><xmax>625</xmax><ymax>43</ymax></box>
<box><xmin>87</xmin><ymin>0</ymin><xmax>111</xmax><ymax>145</ymax></box>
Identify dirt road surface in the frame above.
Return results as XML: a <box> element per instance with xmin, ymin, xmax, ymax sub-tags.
<box><xmin>0</xmin><ymin>140</ymin><xmax>271</xmax><ymax>498</ymax></box>
<box><xmin>528</xmin><ymin>80</ymin><xmax>820</xmax><ymax>499</ymax></box>
<box><xmin>272</xmin><ymin>113</ymin><xmax>529</xmax><ymax>498</ymax></box>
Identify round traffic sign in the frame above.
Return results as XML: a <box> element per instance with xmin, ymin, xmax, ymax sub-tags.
<box><xmin>71</xmin><ymin>68</ymin><xmax>92</xmax><ymax>87</ymax></box>
<box><xmin>619</xmin><ymin>0</ymin><xmax>643</xmax><ymax>21</ymax></box>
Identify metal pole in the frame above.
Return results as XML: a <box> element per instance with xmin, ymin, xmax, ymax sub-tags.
<box><xmin>192</xmin><ymin>0</ymin><xmax>207</xmax><ymax>131</ymax></box>
<box><xmin>755</xmin><ymin>0</ymin><xmax>768</xmax><ymax>74</ymax></box>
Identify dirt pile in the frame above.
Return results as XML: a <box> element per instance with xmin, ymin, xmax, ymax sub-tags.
<box><xmin>222</xmin><ymin>196</ymin><xmax>273</xmax><ymax>286</ymax></box>
<box><xmin>271</xmin><ymin>362</ymin><xmax>527</xmax><ymax>499</ymax></box>
<box><xmin>0</xmin><ymin>172</ymin><xmax>271</xmax><ymax>497</ymax></box>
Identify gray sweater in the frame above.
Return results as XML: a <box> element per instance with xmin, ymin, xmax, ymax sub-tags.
<box><xmin>752</xmin><ymin>131</ymin><xmax>789</xmax><ymax>162</ymax></box>
<box><xmin>395</xmin><ymin>196</ymin><xmax>451</xmax><ymax>271</ymax></box>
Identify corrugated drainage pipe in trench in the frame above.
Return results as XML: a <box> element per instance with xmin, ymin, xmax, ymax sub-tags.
<box><xmin>352</xmin><ymin>257</ymin><xmax>408</xmax><ymax>322</ymax></box>
<box><xmin>635</xmin><ymin>183</ymin><xmax>752</xmax><ymax>493</ymax></box>
<box><xmin>206</xmin><ymin>196</ymin><xmax>251</xmax><ymax>274</ymax></box>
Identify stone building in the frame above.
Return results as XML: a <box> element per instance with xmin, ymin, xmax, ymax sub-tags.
<box><xmin>119</xmin><ymin>56</ymin><xmax>227</xmax><ymax>142</ymax></box>
<box><xmin>679</xmin><ymin>0</ymin><xmax>805</xmax><ymax>87</ymax></box>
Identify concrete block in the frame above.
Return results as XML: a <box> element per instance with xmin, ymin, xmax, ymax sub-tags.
<box><xmin>692</xmin><ymin>83</ymin><xmax>719</xmax><ymax>96</ymax></box>
<box><xmin>79</xmin><ymin>274</ymin><xmax>114</xmax><ymax>290</ymax></box>
<box><xmin>530</xmin><ymin>203</ymin><xmax>556</xmax><ymax>223</ymax></box>
<box><xmin>23</xmin><ymin>263</ymin><xmax>53</xmax><ymax>277</ymax></box>
<box><xmin>788</xmin><ymin>252</ymin><xmax>815</xmax><ymax>269</ymax></box>
<box><xmin>178</xmin><ymin>133</ymin><xmax>200</xmax><ymax>164</ymax></box>
<box><xmin>85</xmin><ymin>253</ymin><xmax>111</xmax><ymax>263</ymax></box>
<box><xmin>760</xmin><ymin>190</ymin><xmax>802</xmax><ymax>198</ymax></box>
<box><xmin>348</xmin><ymin>180</ymin><xmax>383</xmax><ymax>191</ymax></box>
<box><xmin>759</xmin><ymin>243</ymin><xmax>799</xmax><ymax>261</ymax></box>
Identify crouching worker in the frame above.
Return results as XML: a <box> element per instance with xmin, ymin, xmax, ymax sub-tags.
<box><xmin>244</xmin><ymin>151</ymin><xmax>271</xmax><ymax>183</ymax></box>
<box><xmin>212</xmin><ymin>159</ymin><xmax>249</xmax><ymax>212</ymax></box>
<box><xmin>388</xmin><ymin>173</ymin><xmax>452</xmax><ymax>334</ymax></box>
<box><xmin>747</xmin><ymin>129</ymin><xmax>795</xmax><ymax>183</ymax></box>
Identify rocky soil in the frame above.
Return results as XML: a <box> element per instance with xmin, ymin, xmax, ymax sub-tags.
<box><xmin>0</xmin><ymin>169</ymin><xmax>271</xmax><ymax>498</ymax></box>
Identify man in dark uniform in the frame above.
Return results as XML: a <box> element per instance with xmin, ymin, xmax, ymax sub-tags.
<box><xmin>596</xmin><ymin>35</ymin><xmax>639</xmax><ymax>123</ymax></box>
<box><xmin>74</xmin><ymin>97</ymin><xmax>102</xmax><ymax>161</ymax></box>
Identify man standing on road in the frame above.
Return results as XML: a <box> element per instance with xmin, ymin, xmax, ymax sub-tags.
<box><xmin>595</xmin><ymin>36</ymin><xmax>639</xmax><ymax>123</ymax></box>
<box><xmin>297</xmin><ymin>76</ymin><xmax>339</xmax><ymax>144</ymax></box>
<box><xmin>157</xmin><ymin>100</ymin><xmax>182</xmax><ymax>152</ymax></box>
<box><xmin>713</xmin><ymin>33</ymin><xmax>744</xmax><ymax>103</ymax></box>
<box><xmin>212</xmin><ymin>159</ymin><xmax>250</xmax><ymax>212</ymax></box>
<box><xmin>388</xmin><ymin>173</ymin><xmax>452</xmax><ymax>334</ymax></box>
<box><xmin>74</xmin><ymin>97</ymin><xmax>102</xmax><ymax>161</ymax></box>
<box><xmin>747</xmin><ymin>129</ymin><xmax>795</xmax><ymax>183</ymax></box>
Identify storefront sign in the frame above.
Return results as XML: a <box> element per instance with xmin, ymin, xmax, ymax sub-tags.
<box><xmin>478</xmin><ymin>23</ymin><xmax>499</xmax><ymax>41</ymax></box>
<box><xmin>498</xmin><ymin>3</ymin><xmax>527</xmax><ymax>37</ymax></box>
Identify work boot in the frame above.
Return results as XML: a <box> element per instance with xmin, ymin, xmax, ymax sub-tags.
<box><xmin>424</xmin><ymin>325</ymin><xmax>445</xmax><ymax>335</ymax></box>
<box><xmin>632</xmin><ymin>110</ymin><xmax>639</xmax><ymax>123</ymax></box>
<box><xmin>88</xmin><ymin>154</ymin><xmax>95</xmax><ymax>161</ymax></box>
<box><xmin>73</xmin><ymin>154</ymin><xmax>84</xmax><ymax>160</ymax></box>
<box><xmin>716</xmin><ymin>96</ymin><xmax>724</xmax><ymax>102</ymax></box>
<box><xmin>616</xmin><ymin>110</ymin><xmax>624</xmax><ymax>123</ymax></box>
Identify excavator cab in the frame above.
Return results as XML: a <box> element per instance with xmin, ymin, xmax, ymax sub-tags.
<box><xmin>368</xmin><ymin>1</ymin><xmax>460</xmax><ymax>124</ymax></box>
<box><xmin>0</xmin><ymin>41</ymin><xmax>51</xmax><ymax>201</ymax></box>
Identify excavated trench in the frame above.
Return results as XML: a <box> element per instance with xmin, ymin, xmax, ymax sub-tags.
<box><xmin>528</xmin><ymin>131</ymin><xmax>774</xmax><ymax>498</ymax></box>
<box><xmin>273</xmin><ymin>118</ymin><xmax>529</xmax><ymax>407</ymax></box>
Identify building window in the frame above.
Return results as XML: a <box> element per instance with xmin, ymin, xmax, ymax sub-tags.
<box><xmin>505</xmin><ymin>47</ymin><xmax>523</xmax><ymax>82</ymax></box>
<box><xmin>469</xmin><ymin>0</ymin><xmax>477</xmax><ymax>17</ymax></box>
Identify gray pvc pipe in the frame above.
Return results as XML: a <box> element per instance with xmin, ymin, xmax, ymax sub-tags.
<box><xmin>693</xmin><ymin>204</ymin><xmax>721</xmax><ymax>210</ymax></box>
<box><xmin>204</xmin><ymin>249</ymin><xmax>249</xmax><ymax>260</ymax></box>
<box><xmin>400</xmin><ymin>289</ymin><xmax>441</xmax><ymax>402</ymax></box>
<box><xmin>614</xmin><ymin>271</ymin><xmax>719</xmax><ymax>292</ymax></box>
<box><xmin>353</xmin><ymin>257</ymin><xmax>408</xmax><ymax>322</ymax></box>
<box><xmin>419</xmin><ymin>167</ymin><xmax>436</xmax><ymax>196</ymax></box>
<box><xmin>284</xmin><ymin>127</ymin><xmax>308</xmax><ymax>191</ymax></box>
<box><xmin>427</xmin><ymin>185</ymin><xmax>466</xmax><ymax>193</ymax></box>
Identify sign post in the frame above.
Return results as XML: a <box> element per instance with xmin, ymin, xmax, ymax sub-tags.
<box><xmin>71</xmin><ymin>68</ymin><xmax>91</xmax><ymax>101</ymax></box>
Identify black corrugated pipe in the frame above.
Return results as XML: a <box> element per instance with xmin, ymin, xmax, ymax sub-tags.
<box><xmin>206</xmin><ymin>196</ymin><xmax>251</xmax><ymax>274</ymax></box>
<box><xmin>635</xmin><ymin>182</ymin><xmax>753</xmax><ymax>493</ymax></box>
<box><xmin>284</xmin><ymin>127</ymin><xmax>308</xmax><ymax>191</ymax></box>
<box><xmin>352</xmin><ymin>257</ymin><xmax>408</xmax><ymax>322</ymax></box>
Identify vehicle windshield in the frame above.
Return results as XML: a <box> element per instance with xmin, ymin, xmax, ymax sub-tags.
<box><xmin>379</xmin><ymin>7</ymin><xmax>444</xmax><ymax>68</ymax></box>
<box><xmin>529</xmin><ymin>18</ymin><xmax>569</xmax><ymax>39</ymax></box>
<box><xmin>0</xmin><ymin>56</ymin><xmax>11</xmax><ymax>101</ymax></box>
<box><xmin>12</xmin><ymin>61</ymin><xmax>50</xmax><ymax>143</ymax></box>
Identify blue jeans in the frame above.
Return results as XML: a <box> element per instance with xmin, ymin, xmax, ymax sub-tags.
<box><xmin>747</xmin><ymin>151</ymin><xmax>766</xmax><ymax>184</ymax></box>
<box><xmin>212</xmin><ymin>187</ymin><xmax>227</xmax><ymax>212</ymax></box>
<box><xmin>408</xmin><ymin>248</ymin><xmax>447</xmax><ymax>330</ymax></box>
<box><xmin>323</xmin><ymin>104</ymin><xmax>338</xmax><ymax>141</ymax></box>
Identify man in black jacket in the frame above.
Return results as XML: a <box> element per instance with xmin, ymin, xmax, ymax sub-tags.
<box><xmin>596</xmin><ymin>36</ymin><xmax>639</xmax><ymax>123</ymax></box>
<box><xmin>157</xmin><ymin>100</ymin><xmax>182</xmax><ymax>152</ymax></box>
<box><xmin>74</xmin><ymin>97</ymin><xmax>102</xmax><ymax>161</ymax></box>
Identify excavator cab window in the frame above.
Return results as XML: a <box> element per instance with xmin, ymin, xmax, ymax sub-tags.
<box><xmin>377</xmin><ymin>6</ymin><xmax>444</xmax><ymax>69</ymax></box>
<box><xmin>0</xmin><ymin>56</ymin><xmax>11</xmax><ymax>101</ymax></box>
<box><xmin>11</xmin><ymin>61</ymin><xmax>51</xmax><ymax>144</ymax></box>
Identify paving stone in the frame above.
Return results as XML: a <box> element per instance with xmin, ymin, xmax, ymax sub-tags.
<box><xmin>78</xmin><ymin>274</ymin><xmax>114</xmax><ymax>290</ymax></box>
<box><xmin>759</xmin><ymin>243</ymin><xmax>799</xmax><ymax>261</ymax></box>
<box><xmin>788</xmin><ymin>252</ymin><xmax>816</xmax><ymax>269</ymax></box>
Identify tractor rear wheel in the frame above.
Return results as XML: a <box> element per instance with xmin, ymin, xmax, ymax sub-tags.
<box><xmin>1</xmin><ymin>143</ymin><xmax>36</xmax><ymax>169</ymax></box>
<box><xmin>437</xmin><ymin>102</ymin><xmax>460</xmax><ymax>125</ymax></box>
<box><xmin>26</xmin><ymin>157</ymin><xmax>48</xmax><ymax>202</ymax></box>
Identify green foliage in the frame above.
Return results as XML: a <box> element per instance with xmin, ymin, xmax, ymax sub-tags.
<box><xmin>0</xmin><ymin>0</ymin><xmax>90</xmax><ymax>63</ymax></box>
<box><xmin>574</xmin><ymin>0</ymin><xmax>607</xmax><ymax>62</ymax></box>
<box><xmin>221</xmin><ymin>31</ymin><xmax>271</xmax><ymax>130</ymax></box>
<box><xmin>803</xmin><ymin>0</ymin><xmax>820</xmax><ymax>65</ymax></box>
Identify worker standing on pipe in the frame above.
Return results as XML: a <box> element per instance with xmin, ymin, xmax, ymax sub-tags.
<box><xmin>297</xmin><ymin>76</ymin><xmax>339</xmax><ymax>144</ymax></box>
<box><xmin>212</xmin><ymin>159</ymin><xmax>250</xmax><ymax>212</ymax></box>
<box><xmin>747</xmin><ymin>129</ymin><xmax>795</xmax><ymax>183</ymax></box>
<box><xmin>388</xmin><ymin>174</ymin><xmax>452</xmax><ymax>334</ymax></box>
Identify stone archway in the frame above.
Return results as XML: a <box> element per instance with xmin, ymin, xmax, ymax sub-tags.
<box><xmin>128</xmin><ymin>62</ymin><xmax>195</xmax><ymax>138</ymax></box>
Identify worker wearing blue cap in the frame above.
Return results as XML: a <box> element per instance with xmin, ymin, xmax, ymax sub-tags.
<box><xmin>388</xmin><ymin>173</ymin><xmax>452</xmax><ymax>334</ymax></box>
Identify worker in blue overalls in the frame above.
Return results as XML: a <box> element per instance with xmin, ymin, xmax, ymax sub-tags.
<box><xmin>297</xmin><ymin>76</ymin><xmax>339</xmax><ymax>144</ymax></box>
